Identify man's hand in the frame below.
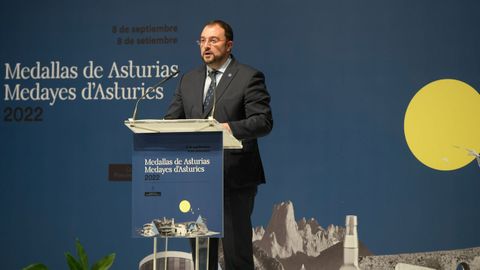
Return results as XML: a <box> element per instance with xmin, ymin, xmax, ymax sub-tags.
<box><xmin>221</xmin><ymin>123</ymin><xmax>232</xmax><ymax>134</ymax></box>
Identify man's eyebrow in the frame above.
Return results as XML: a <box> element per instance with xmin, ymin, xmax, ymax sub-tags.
<box><xmin>200</xmin><ymin>35</ymin><xmax>220</xmax><ymax>39</ymax></box>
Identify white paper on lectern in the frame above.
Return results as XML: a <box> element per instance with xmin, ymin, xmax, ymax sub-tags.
<box><xmin>124</xmin><ymin>118</ymin><xmax>243</xmax><ymax>149</ymax></box>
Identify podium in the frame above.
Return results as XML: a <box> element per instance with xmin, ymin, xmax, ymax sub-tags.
<box><xmin>125</xmin><ymin>118</ymin><xmax>242</xmax><ymax>270</ymax></box>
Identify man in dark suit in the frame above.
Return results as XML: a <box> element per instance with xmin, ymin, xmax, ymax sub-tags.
<box><xmin>164</xmin><ymin>20</ymin><xmax>273</xmax><ymax>270</ymax></box>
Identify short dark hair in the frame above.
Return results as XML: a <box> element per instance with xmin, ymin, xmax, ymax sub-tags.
<box><xmin>205</xmin><ymin>20</ymin><xmax>234</xmax><ymax>41</ymax></box>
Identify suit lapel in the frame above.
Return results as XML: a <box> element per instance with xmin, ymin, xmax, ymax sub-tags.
<box><xmin>202</xmin><ymin>60</ymin><xmax>238</xmax><ymax>118</ymax></box>
<box><xmin>192</xmin><ymin>67</ymin><xmax>206</xmax><ymax>118</ymax></box>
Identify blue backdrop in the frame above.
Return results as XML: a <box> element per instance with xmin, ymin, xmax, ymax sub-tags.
<box><xmin>1</xmin><ymin>0</ymin><xmax>479</xmax><ymax>269</ymax></box>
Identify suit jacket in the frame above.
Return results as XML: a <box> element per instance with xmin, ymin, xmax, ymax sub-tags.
<box><xmin>164</xmin><ymin>58</ymin><xmax>273</xmax><ymax>189</ymax></box>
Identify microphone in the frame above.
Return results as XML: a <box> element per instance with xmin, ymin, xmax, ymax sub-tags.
<box><xmin>130</xmin><ymin>70</ymin><xmax>179</xmax><ymax>125</ymax></box>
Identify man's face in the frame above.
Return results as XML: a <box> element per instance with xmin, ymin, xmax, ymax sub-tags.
<box><xmin>199</xmin><ymin>24</ymin><xmax>233</xmax><ymax>69</ymax></box>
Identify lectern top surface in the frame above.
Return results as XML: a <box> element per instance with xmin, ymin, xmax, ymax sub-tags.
<box><xmin>124</xmin><ymin>118</ymin><xmax>242</xmax><ymax>149</ymax></box>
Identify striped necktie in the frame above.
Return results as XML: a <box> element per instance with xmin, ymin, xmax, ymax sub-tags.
<box><xmin>203</xmin><ymin>70</ymin><xmax>219</xmax><ymax>111</ymax></box>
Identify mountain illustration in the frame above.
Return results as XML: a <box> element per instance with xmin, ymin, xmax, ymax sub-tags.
<box><xmin>243</xmin><ymin>201</ymin><xmax>480</xmax><ymax>270</ymax></box>
<box><xmin>250</xmin><ymin>201</ymin><xmax>371</xmax><ymax>270</ymax></box>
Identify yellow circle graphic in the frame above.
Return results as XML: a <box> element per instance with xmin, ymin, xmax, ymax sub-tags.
<box><xmin>179</xmin><ymin>200</ymin><xmax>191</xmax><ymax>213</ymax></box>
<box><xmin>404</xmin><ymin>79</ymin><xmax>480</xmax><ymax>171</ymax></box>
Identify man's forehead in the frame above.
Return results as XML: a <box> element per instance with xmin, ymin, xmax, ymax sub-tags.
<box><xmin>200</xmin><ymin>25</ymin><xmax>225</xmax><ymax>38</ymax></box>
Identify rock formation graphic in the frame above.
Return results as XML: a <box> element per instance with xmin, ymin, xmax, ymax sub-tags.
<box><xmin>219</xmin><ymin>200</ymin><xmax>479</xmax><ymax>270</ymax></box>
<box><xmin>250</xmin><ymin>201</ymin><xmax>371</xmax><ymax>270</ymax></box>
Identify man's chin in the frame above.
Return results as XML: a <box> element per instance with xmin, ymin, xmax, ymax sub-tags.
<box><xmin>202</xmin><ymin>56</ymin><xmax>214</xmax><ymax>63</ymax></box>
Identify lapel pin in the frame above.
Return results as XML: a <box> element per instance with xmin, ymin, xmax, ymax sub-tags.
<box><xmin>228</xmin><ymin>73</ymin><xmax>232</xmax><ymax>77</ymax></box>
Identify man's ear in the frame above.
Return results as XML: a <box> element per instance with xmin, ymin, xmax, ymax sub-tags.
<box><xmin>227</xmin><ymin>40</ymin><xmax>233</xmax><ymax>52</ymax></box>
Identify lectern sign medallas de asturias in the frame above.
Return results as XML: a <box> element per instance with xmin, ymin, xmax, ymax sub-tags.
<box><xmin>125</xmin><ymin>119</ymin><xmax>242</xmax><ymax>239</ymax></box>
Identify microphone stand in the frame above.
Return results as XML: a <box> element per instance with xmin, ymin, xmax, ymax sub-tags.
<box><xmin>129</xmin><ymin>70</ymin><xmax>179</xmax><ymax>126</ymax></box>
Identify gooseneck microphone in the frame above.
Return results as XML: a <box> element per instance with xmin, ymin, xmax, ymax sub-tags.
<box><xmin>130</xmin><ymin>70</ymin><xmax>180</xmax><ymax>124</ymax></box>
